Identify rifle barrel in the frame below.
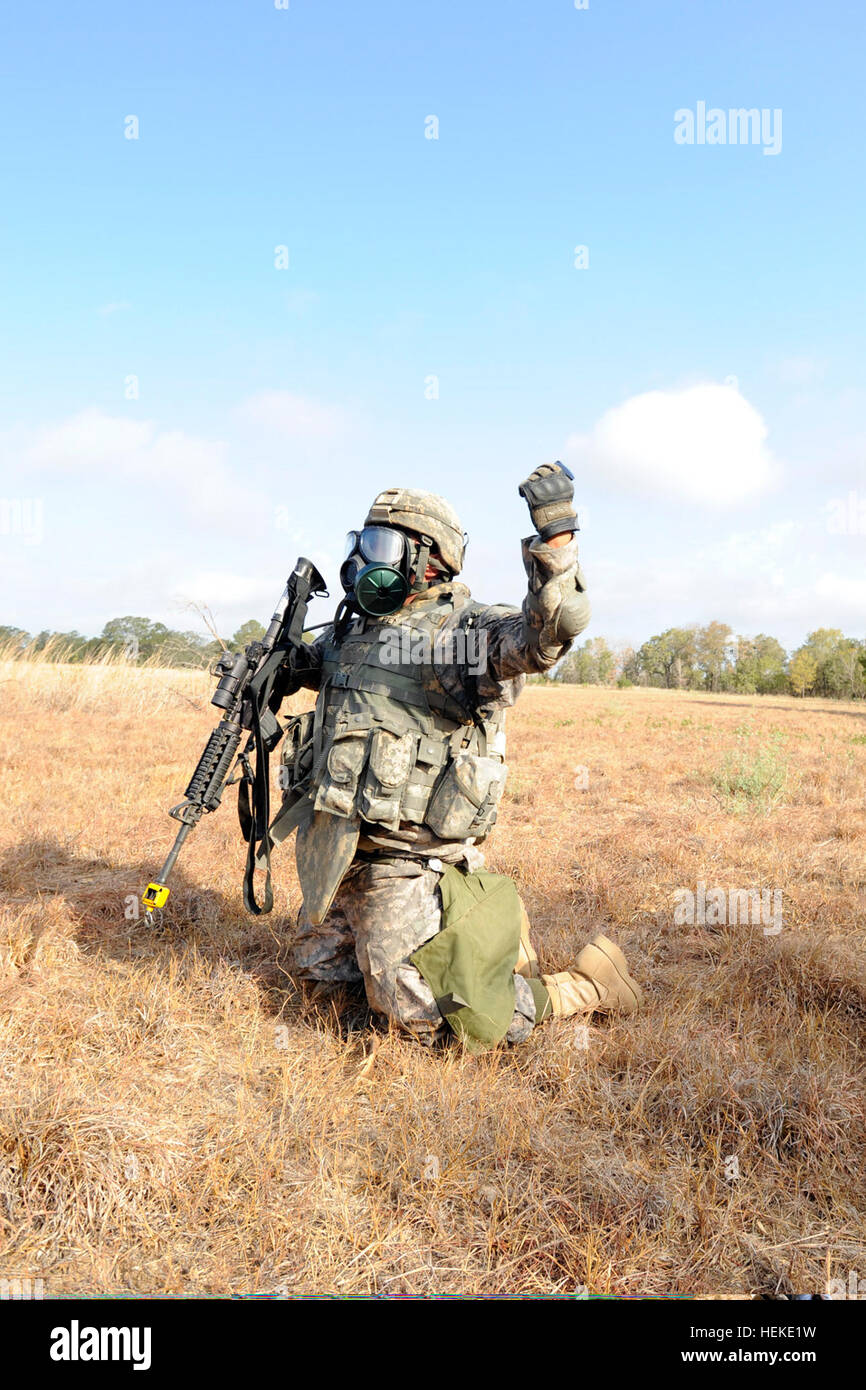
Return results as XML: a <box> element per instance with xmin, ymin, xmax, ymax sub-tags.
<box><xmin>157</xmin><ymin>820</ymin><xmax>195</xmax><ymax>884</ymax></box>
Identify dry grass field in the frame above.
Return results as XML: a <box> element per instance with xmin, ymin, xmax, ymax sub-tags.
<box><xmin>1</xmin><ymin>655</ymin><xmax>864</xmax><ymax>1298</ymax></box>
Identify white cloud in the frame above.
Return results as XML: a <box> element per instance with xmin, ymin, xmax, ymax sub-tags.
<box><xmin>25</xmin><ymin>409</ymin><xmax>152</xmax><ymax>472</ymax></box>
<box><xmin>591</xmin><ymin>519</ymin><xmax>802</xmax><ymax>612</ymax></box>
<box><xmin>13</xmin><ymin>408</ymin><xmax>255</xmax><ymax>526</ymax></box>
<box><xmin>236</xmin><ymin>390</ymin><xmax>343</xmax><ymax>439</ymax></box>
<box><xmin>580</xmin><ymin>511</ymin><xmax>866</xmax><ymax>647</ymax></box>
<box><xmin>814</xmin><ymin>572</ymin><xmax>866</xmax><ymax>614</ymax></box>
<box><xmin>566</xmin><ymin>383</ymin><xmax>781</xmax><ymax>505</ymax></box>
<box><xmin>173</xmin><ymin>569</ymin><xmax>277</xmax><ymax>609</ymax></box>
<box><xmin>714</xmin><ymin>519</ymin><xmax>802</xmax><ymax>572</ymax></box>
<box><xmin>96</xmin><ymin>301</ymin><xmax>132</xmax><ymax>316</ymax></box>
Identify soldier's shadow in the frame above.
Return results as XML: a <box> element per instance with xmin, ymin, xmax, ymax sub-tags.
<box><xmin>0</xmin><ymin>835</ymin><xmax>373</xmax><ymax>1042</ymax></box>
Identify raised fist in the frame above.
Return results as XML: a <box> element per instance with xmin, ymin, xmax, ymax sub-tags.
<box><xmin>518</xmin><ymin>461</ymin><xmax>577</xmax><ymax>542</ymax></box>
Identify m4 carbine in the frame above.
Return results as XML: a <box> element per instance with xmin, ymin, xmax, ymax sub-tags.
<box><xmin>141</xmin><ymin>556</ymin><xmax>326</xmax><ymax>921</ymax></box>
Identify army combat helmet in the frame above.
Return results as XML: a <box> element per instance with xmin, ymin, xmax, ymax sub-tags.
<box><xmin>365</xmin><ymin>488</ymin><xmax>465</xmax><ymax>576</ymax></box>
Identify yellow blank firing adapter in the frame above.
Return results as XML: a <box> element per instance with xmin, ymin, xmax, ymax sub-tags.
<box><xmin>142</xmin><ymin>883</ymin><xmax>170</xmax><ymax>911</ymax></box>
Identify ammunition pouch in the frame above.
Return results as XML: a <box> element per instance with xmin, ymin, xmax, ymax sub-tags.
<box><xmin>314</xmin><ymin>727</ymin><xmax>369</xmax><ymax>817</ymax></box>
<box><xmin>359</xmin><ymin>727</ymin><xmax>416</xmax><ymax>829</ymax></box>
<box><xmin>425</xmin><ymin>752</ymin><xmax>508</xmax><ymax>840</ymax></box>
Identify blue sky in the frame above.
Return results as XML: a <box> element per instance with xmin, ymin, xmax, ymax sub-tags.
<box><xmin>1</xmin><ymin>0</ymin><xmax>864</xmax><ymax>649</ymax></box>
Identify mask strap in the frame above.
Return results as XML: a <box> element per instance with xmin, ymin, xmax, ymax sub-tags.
<box><xmin>410</xmin><ymin>538</ymin><xmax>432</xmax><ymax>592</ymax></box>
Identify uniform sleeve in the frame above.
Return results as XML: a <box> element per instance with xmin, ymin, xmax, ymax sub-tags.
<box><xmin>472</xmin><ymin>533</ymin><xmax>590</xmax><ymax>694</ymax></box>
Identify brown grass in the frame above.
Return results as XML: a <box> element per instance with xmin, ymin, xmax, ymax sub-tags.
<box><xmin>1</xmin><ymin>660</ymin><xmax>864</xmax><ymax>1297</ymax></box>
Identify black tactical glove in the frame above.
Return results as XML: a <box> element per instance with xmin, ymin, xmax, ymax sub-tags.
<box><xmin>518</xmin><ymin>461</ymin><xmax>577</xmax><ymax>542</ymax></box>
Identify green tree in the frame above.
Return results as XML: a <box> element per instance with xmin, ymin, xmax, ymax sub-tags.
<box><xmin>733</xmin><ymin>633</ymin><xmax>788</xmax><ymax>694</ymax></box>
<box><xmin>231</xmin><ymin>619</ymin><xmax>267</xmax><ymax>649</ymax></box>
<box><xmin>0</xmin><ymin>625</ymin><xmax>30</xmax><ymax>652</ymax></box>
<box><xmin>695</xmin><ymin>621</ymin><xmax>735</xmax><ymax>692</ymax></box>
<box><xmin>101</xmin><ymin>616</ymin><xmax>170</xmax><ymax>660</ymax></box>
<box><xmin>156</xmin><ymin>629</ymin><xmax>212</xmax><ymax>667</ymax></box>
<box><xmin>100</xmin><ymin>617</ymin><xmax>211</xmax><ymax>665</ymax></box>
<box><xmin>557</xmin><ymin>644</ymin><xmax>593</xmax><ymax>683</ymax></box>
<box><xmin>796</xmin><ymin>628</ymin><xmax>846</xmax><ymax>697</ymax></box>
<box><xmin>594</xmin><ymin>637</ymin><xmax>617</xmax><ymax>685</ymax></box>
<box><xmin>558</xmin><ymin>636</ymin><xmax>617</xmax><ymax>685</ymax></box>
<box><xmin>637</xmin><ymin>627</ymin><xmax>698</xmax><ymax>688</ymax></box>
<box><xmin>789</xmin><ymin>648</ymin><xmax>818</xmax><ymax>697</ymax></box>
<box><xmin>824</xmin><ymin>636</ymin><xmax>866</xmax><ymax>699</ymax></box>
<box><xmin>52</xmin><ymin>630</ymin><xmax>100</xmax><ymax>661</ymax></box>
<box><xmin>616</xmin><ymin>645</ymin><xmax>639</xmax><ymax>687</ymax></box>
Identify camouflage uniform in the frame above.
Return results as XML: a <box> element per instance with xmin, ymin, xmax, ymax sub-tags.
<box><xmin>276</xmin><ymin>487</ymin><xmax>590</xmax><ymax>1045</ymax></box>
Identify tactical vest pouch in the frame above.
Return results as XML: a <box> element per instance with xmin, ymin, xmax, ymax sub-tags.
<box><xmin>358</xmin><ymin>728</ymin><xmax>416</xmax><ymax>831</ymax></box>
<box><xmin>314</xmin><ymin>728</ymin><xmax>370</xmax><ymax>818</ymax></box>
<box><xmin>425</xmin><ymin>752</ymin><xmax>508</xmax><ymax>840</ymax></box>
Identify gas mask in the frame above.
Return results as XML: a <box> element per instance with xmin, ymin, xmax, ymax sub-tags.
<box><xmin>339</xmin><ymin>525</ymin><xmax>443</xmax><ymax>617</ymax></box>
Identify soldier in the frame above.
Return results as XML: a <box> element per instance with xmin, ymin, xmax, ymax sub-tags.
<box><xmin>270</xmin><ymin>464</ymin><xmax>642</xmax><ymax>1050</ymax></box>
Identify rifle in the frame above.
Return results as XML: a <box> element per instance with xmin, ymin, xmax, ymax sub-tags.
<box><xmin>141</xmin><ymin>556</ymin><xmax>327</xmax><ymax>922</ymax></box>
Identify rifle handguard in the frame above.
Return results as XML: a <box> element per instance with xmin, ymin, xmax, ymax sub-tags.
<box><xmin>184</xmin><ymin>722</ymin><xmax>242</xmax><ymax>810</ymax></box>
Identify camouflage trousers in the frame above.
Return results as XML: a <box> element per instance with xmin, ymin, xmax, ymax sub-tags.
<box><xmin>287</xmin><ymin>856</ymin><xmax>539</xmax><ymax>1045</ymax></box>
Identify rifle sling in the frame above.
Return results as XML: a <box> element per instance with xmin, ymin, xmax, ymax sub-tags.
<box><xmin>239</xmin><ymin>640</ymin><xmax>293</xmax><ymax>915</ymax></box>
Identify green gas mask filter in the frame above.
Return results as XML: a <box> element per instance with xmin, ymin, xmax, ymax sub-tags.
<box><xmin>353</xmin><ymin>562</ymin><xmax>410</xmax><ymax>615</ymax></box>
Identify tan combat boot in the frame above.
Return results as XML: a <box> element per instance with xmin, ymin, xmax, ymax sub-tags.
<box><xmin>542</xmin><ymin>934</ymin><xmax>643</xmax><ymax>1019</ymax></box>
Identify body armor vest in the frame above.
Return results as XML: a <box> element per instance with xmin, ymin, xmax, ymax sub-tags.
<box><xmin>286</xmin><ymin>587</ymin><xmax>509</xmax><ymax>842</ymax></box>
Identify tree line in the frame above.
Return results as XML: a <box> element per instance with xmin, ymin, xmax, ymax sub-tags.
<box><xmin>554</xmin><ymin>624</ymin><xmax>866</xmax><ymax>700</ymax></box>
<box><xmin>0</xmin><ymin>617</ymin><xmax>266</xmax><ymax>667</ymax></box>
<box><xmin>3</xmin><ymin>615</ymin><xmax>864</xmax><ymax>701</ymax></box>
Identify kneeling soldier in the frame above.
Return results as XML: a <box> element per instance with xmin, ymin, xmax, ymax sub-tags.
<box><xmin>270</xmin><ymin>465</ymin><xmax>642</xmax><ymax>1049</ymax></box>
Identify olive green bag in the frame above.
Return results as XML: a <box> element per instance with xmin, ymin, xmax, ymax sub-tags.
<box><xmin>411</xmin><ymin>864</ymin><xmax>523</xmax><ymax>1053</ymax></box>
